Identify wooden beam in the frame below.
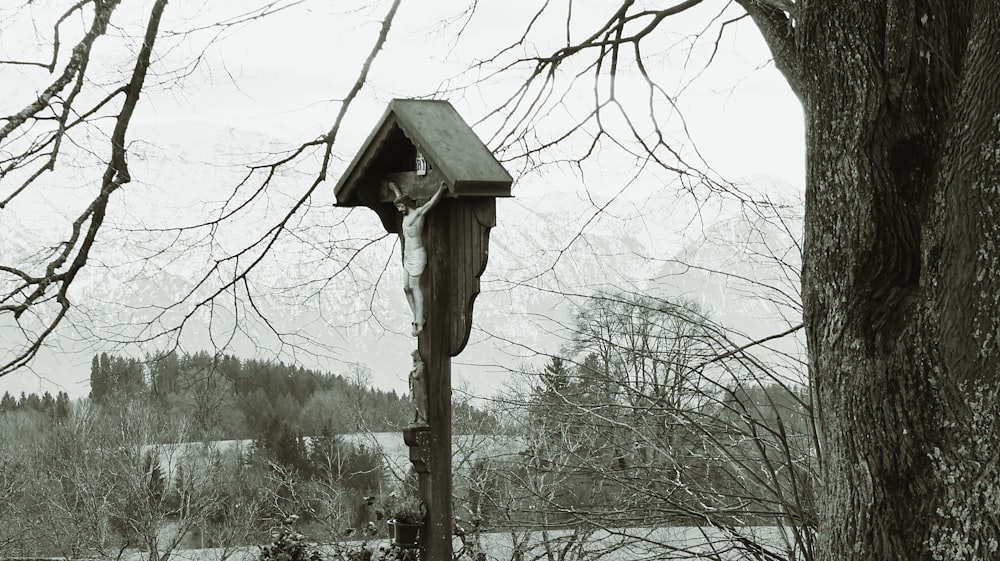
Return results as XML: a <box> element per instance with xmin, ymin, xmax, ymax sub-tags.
<box><xmin>416</xmin><ymin>197</ymin><xmax>454</xmax><ymax>561</ymax></box>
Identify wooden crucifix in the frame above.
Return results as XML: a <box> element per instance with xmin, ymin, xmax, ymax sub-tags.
<box><xmin>334</xmin><ymin>99</ymin><xmax>512</xmax><ymax>561</ymax></box>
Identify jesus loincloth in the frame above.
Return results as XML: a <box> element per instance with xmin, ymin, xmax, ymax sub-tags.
<box><xmin>403</xmin><ymin>246</ymin><xmax>427</xmax><ymax>276</ymax></box>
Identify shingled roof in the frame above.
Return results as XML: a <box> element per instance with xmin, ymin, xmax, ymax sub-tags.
<box><xmin>334</xmin><ymin>99</ymin><xmax>512</xmax><ymax>205</ymax></box>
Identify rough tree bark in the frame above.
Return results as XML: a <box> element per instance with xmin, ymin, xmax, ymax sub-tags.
<box><xmin>745</xmin><ymin>1</ymin><xmax>1000</xmax><ymax>559</ymax></box>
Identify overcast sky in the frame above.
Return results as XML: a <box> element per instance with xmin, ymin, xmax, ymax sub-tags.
<box><xmin>1</xmin><ymin>0</ymin><xmax>803</xmax><ymax>208</ymax></box>
<box><xmin>121</xmin><ymin>0</ymin><xmax>805</xmax><ymax>187</ymax></box>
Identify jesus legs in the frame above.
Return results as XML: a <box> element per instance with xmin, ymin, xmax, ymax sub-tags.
<box><xmin>404</xmin><ymin>275</ymin><xmax>425</xmax><ymax>336</ymax></box>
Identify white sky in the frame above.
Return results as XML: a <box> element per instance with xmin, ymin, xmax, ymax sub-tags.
<box><xmin>1</xmin><ymin>0</ymin><xmax>804</xmax><ymax>202</ymax></box>
<box><xmin>127</xmin><ymin>0</ymin><xmax>805</xmax><ymax>186</ymax></box>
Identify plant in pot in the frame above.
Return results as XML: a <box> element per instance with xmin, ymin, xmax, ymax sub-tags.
<box><xmin>389</xmin><ymin>495</ymin><xmax>426</xmax><ymax>548</ymax></box>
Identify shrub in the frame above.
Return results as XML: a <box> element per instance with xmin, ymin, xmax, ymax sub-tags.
<box><xmin>259</xmin><ymin>516</ymin><xmax>322</xmax><ymax>561</ymax></box>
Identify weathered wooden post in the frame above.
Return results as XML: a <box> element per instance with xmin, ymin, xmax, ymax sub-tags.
<box><xmin>334</xmin><ymin>99</ymin><xmax>512</xmax><ymax>560</ymax></box>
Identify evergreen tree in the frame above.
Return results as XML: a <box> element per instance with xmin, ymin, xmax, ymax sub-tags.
<box><xmin>542</xmin><ymin>356</ymin><xmax>570</xmax><ymax>394</ymax></box>
<box><xmin>112</xmin><ymin>356</ymin><xmax>145</xmax><ymax>398</ymax></box>
<box><xmin>20</xmin><ymin>392</ymin><xmax>42</xmax><ymax>411</ymax></box>
<box><xmin>90</xmin><ymin>353</ymin><xmax>109</xmax><ymax>403</ymax></box>
<box><xmin>0</xmin><ymin>391</ymin><xmax>15</xmax><ymax>413</ymax></box>
<box><xmin>340</xmin><ymin>443</ymin><xmax>384</xmax><ymax>495</ymax></box>
<box><xmin>54</xmin><ymin>391</ymin><xmax>71</xmax><ymax>420</ymax></box>
<box><xmin>149</xmin><ymin>350</ymin><xmax>180</xmax><ymax>400</ymax></box>
<box><xmin>40</xmin><ymin>391</ymin><xmax>54</xmax><ymax>415</ymax></box>
<box><xmin>254</xmin><ymin>418</ymin><xmax>310</xmax><ymax>475</ymax></box>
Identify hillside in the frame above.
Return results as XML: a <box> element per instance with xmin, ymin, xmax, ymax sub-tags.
<box><xmin>149</xmin><ymin>431</ymin><xmax>525</xmax><ymax>487</ymax></box>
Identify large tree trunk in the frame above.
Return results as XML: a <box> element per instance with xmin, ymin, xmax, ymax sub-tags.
<box><xmin>791</xmin><ymin>1</ymin><xmax>1000</xmax><ymax>559</ymax></box>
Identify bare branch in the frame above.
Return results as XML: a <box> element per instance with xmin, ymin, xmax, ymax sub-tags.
<box><xmin>735</xmin><ymin>0</ymin><xmax>803</xmax><ymax>96</ymax></box>
<box><xmin>0</xmin><ymin>0</ymin><xmax>169</xmax><ymax>376</ymax></box>
<box><xmin>0</xmin><ymin>0</ymin><xmax>119</xmax><ymax>144</ymax></box>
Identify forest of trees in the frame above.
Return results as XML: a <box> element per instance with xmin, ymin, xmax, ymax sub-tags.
<box><xmin>88</xmin><ymin>350</ymin><xmax>412</xmax><ymax>441</ymax></box>
<box><xmin>0</xmin><ymin>293</ymin><xmax>816</xmax><ymax>561</ymax></box>
<box><xmin>0</xmin><ymin>388</ymin><xmax>71</xmax><ymax>419</ymax></box>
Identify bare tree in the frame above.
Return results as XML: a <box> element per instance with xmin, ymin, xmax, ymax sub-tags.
<box><xmin>460</xmin><ymin>289</ymin><xmax>815</xmax><ymax>561</ymax></box>
<box><xmin>0</xmin><ymin>398</ymin><xmax>245</xmax><ymax>559</ymax></box>
<box><xmin>0</xmin><ymin>409</ymin><xmax>51</xmax><ymax>555</ymax></box>
<box><xmin>571</xmin><ymin>293</ymin><xmax>716</xmax><ymax>414</ymax></box>
<box><xmin>1</xmin><ymin>0</ymin><xmax>169</xmax><ymax>374</ymax></box>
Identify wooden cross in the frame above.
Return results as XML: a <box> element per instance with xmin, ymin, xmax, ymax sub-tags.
<box><xmin>334</xmin><ymin>99</ymin><xmax>512</xmax><ymax>561</ymax></box>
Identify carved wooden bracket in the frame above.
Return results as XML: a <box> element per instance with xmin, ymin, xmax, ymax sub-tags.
<box><xmin>403</xmin><ymin>426</ymin><xmax>433</xmax><ymax>474</ymax></box>
<box><xmin>442</xmin><ymin>197</ymin><xmax>494</xmax><ymax>356</ymax></box>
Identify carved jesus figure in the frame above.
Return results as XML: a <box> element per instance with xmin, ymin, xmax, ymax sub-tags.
<box><xmin>391</xmin><ymin>182</ymin><xmax>447</xmax><ymax>336</ymax></box>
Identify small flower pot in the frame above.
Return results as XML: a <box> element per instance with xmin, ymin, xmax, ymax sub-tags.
<box><xmin>391</xmin><ymin>520</ymin><xmax>423</xmax><ymax>548</ymax></box>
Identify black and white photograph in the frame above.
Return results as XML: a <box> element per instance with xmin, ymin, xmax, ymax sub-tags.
<box><xmin>2</xmin><ymin>2</ymin><xmax>997</xmax><ymax>560</ymax></box>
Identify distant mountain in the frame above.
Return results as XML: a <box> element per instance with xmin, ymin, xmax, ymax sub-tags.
<box><xmin>0</xmin><ymin>119</ymin><xmax>804</xmax><ymax>397</ymax></box>
<box><xmin>649</xmin><ymin>184</ymin><xmax>803</xmax><ymax>336</ymax></box>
